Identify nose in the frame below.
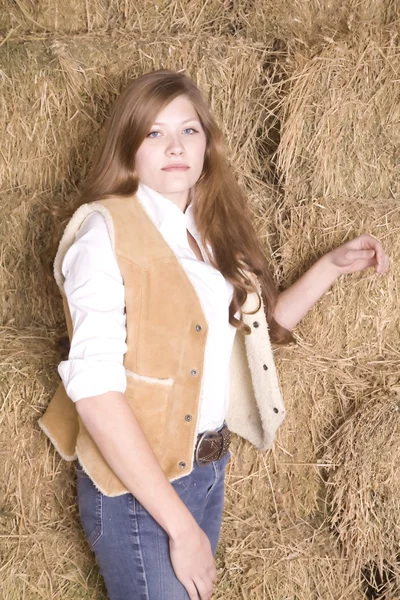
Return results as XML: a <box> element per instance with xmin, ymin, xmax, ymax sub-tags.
<box><xmin>166</xmin><ymin>133</ymin><xmax>185</xmax><ymax>156</ymax></box>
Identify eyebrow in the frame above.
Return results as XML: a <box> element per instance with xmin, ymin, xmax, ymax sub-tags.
<box><xmin>152</xmin><ymin>117</ymin><xmax>201</xmax><ymax>126</ymax></box>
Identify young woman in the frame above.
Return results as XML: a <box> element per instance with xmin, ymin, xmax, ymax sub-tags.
<box><xmin>40</xmin><ymin>70</ymin><xmax>389</xmax><ymax>600</ymax></box>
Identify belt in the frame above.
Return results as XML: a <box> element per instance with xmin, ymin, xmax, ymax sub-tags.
<box><xmin>194</xmin><ymin>424</ymin><xmax>231</xmax><ymax>467</ymax></box>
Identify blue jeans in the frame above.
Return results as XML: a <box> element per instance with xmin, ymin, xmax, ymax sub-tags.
<box><xmin>76</xmin><ymin>451</ymin><xmax>230</xmax><ymax>600</ymax></box>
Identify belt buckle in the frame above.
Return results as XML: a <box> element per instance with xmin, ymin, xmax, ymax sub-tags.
<box><xmin>195</xmin><ymin>429</ymin><xmax>221</xmax><ymax>467</ymax></box>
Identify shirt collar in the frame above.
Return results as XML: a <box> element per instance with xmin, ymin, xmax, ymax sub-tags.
<box><xmin>136</xmin><ymin>182</ymin><xmax>212</xmax><ymax>261</ymax></box>
<box><xmin>136</xmin><ymin>182</ymin><xmax>197</xmax><ymax>237</ymax></box>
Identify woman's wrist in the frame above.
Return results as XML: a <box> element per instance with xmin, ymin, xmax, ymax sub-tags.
<box><xmin>166</xmin><ymin>510</ymin><xmax>199</xmax><ymax>542</ymax></box>
<box><xmin>167</xmin><ymin>517</ymin><xmax>199</xmax><ymax>542</ymax></box>
<box><xmin>317</xmin><ymin>251</ymin><xmax>343</xmax><ymax>281</ymax></box>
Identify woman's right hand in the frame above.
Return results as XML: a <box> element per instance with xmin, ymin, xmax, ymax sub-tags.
<box><xmin>169</xmin><ymin>523</ymin><xmax>217</xmax><ymax>600</ymax></box>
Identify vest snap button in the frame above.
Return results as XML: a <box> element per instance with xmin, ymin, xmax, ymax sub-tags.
<box><xmin>273</xmin><ymin>407</ymin><xmax>279</xmax><ymax>414</ymax></box>
<box><xmin>185</xmin><ymin>414</ymin><xmax>193</xmax><ymax>422</ymax></box>
<box><xmin>263</xmin><ymin>364</ymin><xmax>268</xmax><ymax>371</ymax></box>
<box><xmin>253</xmin><ymin>321</ymin><xmax>260</xmax><ymax>328</ymax></box>
<box><xmin>195</xmin><ymin>324</ymin><xmax>202</xmax><ymax>332</ymax></box>
<box><xmin>190</xmin><ymin>369</ymin><xmax>198</xmax><ymax>376</ymax></box>
<box><xmin>179</xmin><ymin>461</ymin><xmax>186</xmax><ymax>469</ymax></box>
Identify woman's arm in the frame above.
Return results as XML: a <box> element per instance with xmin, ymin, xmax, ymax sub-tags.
<box><xmin>77</xmin><ymin>391</ymin><xmax>217</xmax><ymax>600</ymax></box>
<box><xmin>273</xmin><ymin>253</ymin><xmax>338</xmax><ymax>331</ymax></box>
<box><xmin>273</xmin><ymin>233</ymin><xmax>390</xmax><ymax>331</ymax></box>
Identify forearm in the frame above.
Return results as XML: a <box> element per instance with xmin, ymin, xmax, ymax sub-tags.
<box><xmin>273</xmin><ymin>254</ymin><xmax>340</xmax><ymax>331</ymax></box>
<box><xmin>76</xmin><ymin>391</ymin><xmax>197</xmax><ymax>541</ymax></box>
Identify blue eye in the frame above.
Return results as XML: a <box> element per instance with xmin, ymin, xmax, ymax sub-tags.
<box><xmin>147</xmin><ymin>128</ymin><xmax>198</xmax><ymax>138</ymax></box>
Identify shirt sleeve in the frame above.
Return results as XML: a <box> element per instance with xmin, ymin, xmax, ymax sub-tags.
<box><xmin>57</xmin><ymin>211</ymin><xmax>128</xmax><ymax>402</ymax></box>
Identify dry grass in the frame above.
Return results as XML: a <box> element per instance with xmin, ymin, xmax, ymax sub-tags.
<box><xmin>275</xmin><ymin>29</ymin><xmax>400</xmax><ymax>202</ymax></box>
<box><xmin>323</xmin><ymin>389</ymin><xmax>400</xmax><ymax>566</ymax></box>
<box><xmin>1</xmin><ymin>0</ymin><xmax>399</xmax><ymax>40</ymax></box>
<box><xmin>1</xmin><ymin>1</ymin><xmax>399</xmax><ymax>598</ymax></box>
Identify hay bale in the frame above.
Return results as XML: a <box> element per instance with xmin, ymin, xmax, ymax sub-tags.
<box><xmin>240</xmin><ymin>0</ymin><xmax>400</xmax><ymax>45</ymax></box>
<box><xmin>2</xmin><ymin>0</ymin><xmax>399</xmax><ymax>42</ymax></box>
<box><xmin>274</xmin><ymin>28</ymin><xmax>400</xmax><ymax>202</ymax></box>
<box><xmin>322</xmin><ymin>388</ymin><xmax>400</xmax><ymax>566</ymax></box>
<box><xmin>0</xmin><ymin>0</ymin><xmax>229</xmax><ymax>36</ymax></box>
<box><xmin>217</xmin><ymin>436</ymin><xmax>363</xmax><ymax>599</ymax></box>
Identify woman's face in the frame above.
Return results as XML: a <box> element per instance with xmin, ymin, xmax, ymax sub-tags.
<box><xmin>134</xmin><ymin>95</ymin><xmax>207</xmax><ymax>209</ymax></box>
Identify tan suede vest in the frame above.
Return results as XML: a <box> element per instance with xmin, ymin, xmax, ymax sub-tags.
<box><xmin>39</xmin><ymin>193</ymin><xmax>286</xmax><ymax>496</ymax></box>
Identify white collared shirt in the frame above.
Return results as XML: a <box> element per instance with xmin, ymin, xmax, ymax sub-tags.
<box><xmin>58</xmin><ymin>183</ymin><xmax>238</xmax><ymax>433</ymax></box>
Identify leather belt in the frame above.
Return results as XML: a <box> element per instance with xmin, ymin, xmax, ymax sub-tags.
<box><xmin>194</xmin><ymin>424</ymin><xmax>231</xmax><ymax>467</ymax></box>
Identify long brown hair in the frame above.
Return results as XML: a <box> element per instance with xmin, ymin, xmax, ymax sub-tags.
<box><xmin>52</xmin><ymin>69</ymin><xmax>294</xmax><ymax>344</ymax></box>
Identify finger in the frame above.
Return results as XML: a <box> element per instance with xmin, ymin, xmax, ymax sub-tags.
<box><xmin>193</xmin><ymin>577</ymin><xmax>213</xmax><ymax>600</ymax></box>
<box><xmin>360</xmin><ymin>233</ymin><xmax>382</xmax><ymax>247</ymax></box>
<box><xmin>357</xmin><ymin>234</ymin><xmax>384</xmax><ymax>257</ymax></box>
<box><xmin>346</xmin><ymin>249</ymin><xmax>376</xmax><ymax>262</ymax></box>
<box><xmin>344</xmin><ymin>257</ymin><xmax>376</xmax><ymax>274</ymax></box>
<box><xmin>372</xmin><ymin>242</ymin><xmax>386</xmax><ymax>268</ymax></box>
<box><xmin>364</xmin><ymin>236</ymin><xmax>388</xmax><ymax>270</ymax></box>
<box><xmin>182</xmin><ymin>580</ymin><xmax>200</xmax><ymax>600</ymax></box>
<box><xmin>377</xmin><ymin>251</ymin><xmax>389</xmax><ymax>270</ymax></box>
<box><xmin>377</xmin><ymin>253</ymin><xmax>390</xmax><ymax>275</ymax></box>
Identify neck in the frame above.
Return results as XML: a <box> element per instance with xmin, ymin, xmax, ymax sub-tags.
<box><xmin>162</xmin><ymin>189</ymin><xmax>191</xmax><ymax>213</ymax></box>
<box><xmin>139</xmin><ymin>183</ymin><xmax>192</xmax><ymax>213</ymax></box>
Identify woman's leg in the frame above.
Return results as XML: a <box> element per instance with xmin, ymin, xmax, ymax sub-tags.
<box><xmin>76</xmin><ymin>454</ymin><xmax>229</xmax><ymax>600</ymax></box>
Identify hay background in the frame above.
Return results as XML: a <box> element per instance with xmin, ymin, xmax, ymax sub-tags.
<box><xmin>1</xmin><ymin>1</ymin><xmax>399</xmax><ymax>598</ymax></box>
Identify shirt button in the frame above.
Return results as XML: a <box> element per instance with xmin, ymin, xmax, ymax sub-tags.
<box><xmin>263</xmin><ymin>364</ymin><xmax>268</xmax><ymax>371</ymax></box>
<box><xmin>179</xmin><ymin>461</ymin><xmax>186</xmax><ymax>469</ymax></box>
<box><xmin>185</xmin><ymin>414</ymin><xmax>193</xmax><ymax>422</ymax></box>
<box><xmin>195</xmin><ymin>324</ymin><xmax>202</xmax><ymax>332</ymax></box>
<box><xmin>190</xmin><ymin>369</ymin><xmax>198</xmax><ymax>376</ymax></box>
<box><xmin>253</xmin><ymin>321</ymin><xmax>260</xmax><ymax>328</ymax></box>
<box><xmin>273</xmin><ymin>407</ymin><xmax>279</xmax><ymax>414</ymax></box>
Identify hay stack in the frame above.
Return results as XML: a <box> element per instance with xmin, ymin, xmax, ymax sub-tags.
<box><xmin>274</xmin><ymin>28</ymin><xmax>400</xmax><ymax>203</ymax></box>
<box><xmin>1</xmin><ymin>1</ymin><xmax>399</xmax><ymax>598</ymax></box>
<box><xmin>1</xmin><ymin>0</ymin><xmax>398</xmax><ymax>41</ymax></box>
<box><xmin>323</xmin><ymin>388</ymin><xmax>400</xmax><ymax>565</ymax></box>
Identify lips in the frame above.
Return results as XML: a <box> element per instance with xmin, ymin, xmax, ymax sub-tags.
<box><xmin>162</xmin><ymin>164</ymin><xmax>190</xmax><ymax>171</ymax></box>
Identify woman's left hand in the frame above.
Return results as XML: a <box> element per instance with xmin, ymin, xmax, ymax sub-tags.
<box><xmin>326</xmin><ymin>234</ymin><xmax>390</xmax><ymax>277</ymax></box>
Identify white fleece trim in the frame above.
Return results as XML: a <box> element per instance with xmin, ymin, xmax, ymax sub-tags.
<box><xmin>242</xmin><ymin>282</ymin><xmax>286</xmax><ymax>447</ymax></box>
<box><xmin>125</xmin><ymin>369</ymin><xmax>174</xmax><ymax>387</ymax></box>
<box><xmin>53</xmin><ymin>202</ymin><xmax>116</xmax><ymax>291</ymax></box>
<box><xmin>38</xmin><ymin>419</ymin><xmax>77</xmax><ymax>461</ymax></box>
<box><xmin>75</xmin><ymin>452</ymin><xmax>130</xmax><ymax>497</ymax></box>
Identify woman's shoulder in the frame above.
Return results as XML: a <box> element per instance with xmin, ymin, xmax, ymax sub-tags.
<box><xmin>61</xmin><ymin>210</ymin><xmax>116</xmax><ymax>279</ymax></box>
<box><xmin>72</xmin><ymin>209</ymin><xmax>115</xmax><ymax>253</ymax></box>
<box><xmin>76</xmin><ymin>210</ymin><xmax>108</xmax><ymax>240</ymax></box>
